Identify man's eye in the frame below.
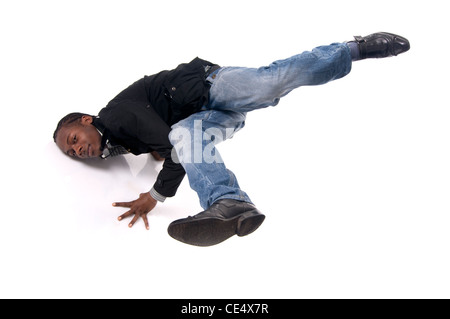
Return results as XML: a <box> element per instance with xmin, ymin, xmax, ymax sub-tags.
<box><xmin>73</xmin><ymin>135</ymin><xmax>77</xmax><ymax>143</ymax></box>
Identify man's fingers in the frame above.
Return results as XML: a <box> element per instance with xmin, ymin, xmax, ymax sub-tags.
<box><xmin>114</xmin><ymin>201</ymin><xmax>134</xmax><ymax>222</ymax></box>
<box><xmin>112</xmin><ymin>201</ymin><xmax>133</xmax><ymax>208</ymax></box>
<box><xmin>128</xmin><ymin>214</ymin><xmax>140</xmax><ymax>228</ymax></box>
<box><xmin>113</xmin><ymin>195</ymin><xmax>155</xmax><ymax>230</ymax></box>
<box><xmin>142</xmin><ymin>215</ymin><xmax>150</xmax><ymax>230</ymax></box>
<box><xmin>117</xmin><ymin>210</ymin><xmax>134</xmax><ymax>221</ymax></box>
<box><xmin>118</xmin><ymin>212</ymin><xmax>149</xmax><ymax>230</ymax></box>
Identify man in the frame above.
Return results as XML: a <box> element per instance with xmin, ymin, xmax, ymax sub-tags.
<box><xmin>54</xmin><ymin>32</ymin><xmax>410</xmax><ymax>246</ymax></box>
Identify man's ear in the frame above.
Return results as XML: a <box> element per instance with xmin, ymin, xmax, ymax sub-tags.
<box><xmin>80</xmin><ymin>115</ymin><xmax>94</xmax><ymax>125</ymax></box>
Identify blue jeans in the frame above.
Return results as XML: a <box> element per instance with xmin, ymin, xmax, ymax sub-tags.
<box><xmin>169</xmin><ymin>43</ymin><xmax>352</xmax><ymax>210</ymax></box>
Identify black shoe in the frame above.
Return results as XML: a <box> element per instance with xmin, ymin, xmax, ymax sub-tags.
<box><xmin>167</xmin><ymin>199</ymin><xmax>266</xmax><ymax>247</ymax></box>
<box><xmin>353</xmin><ymin>32</ymin><xmax>410</xmax><ymax>59</ymax></box>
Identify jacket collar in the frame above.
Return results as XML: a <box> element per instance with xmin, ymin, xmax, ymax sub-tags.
<box><xmin>92</xmin><ymin>116</ymin><xmax>129</xmax><ymax>159</ymax></box>
<box><xmin>92</xmin><ymin>116</ymin><xmax>109</xmax><ymax>155</ymax></box>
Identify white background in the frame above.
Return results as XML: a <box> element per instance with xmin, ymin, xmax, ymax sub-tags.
<box><xmin>1</xmin><ymin>0</ymin><xmax>449</xmax><ymax>298</ymax></box>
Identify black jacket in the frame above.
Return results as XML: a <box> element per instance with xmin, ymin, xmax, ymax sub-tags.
<box><xmin>94</xmin><ymin>57</ymin><xmax>219</xmax><ymax>198</ymax></box>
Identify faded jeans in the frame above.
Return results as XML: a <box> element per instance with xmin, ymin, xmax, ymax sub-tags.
<box><xmin>169</xmin><ymin>43</ymin><xmax>352</xmax><ymax>209</ymax></box>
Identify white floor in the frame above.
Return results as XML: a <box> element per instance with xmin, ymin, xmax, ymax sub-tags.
<box><xmin>1</xmin><ymin>0</ymin><xmax>449</xmax><ymax>299</ymax></box>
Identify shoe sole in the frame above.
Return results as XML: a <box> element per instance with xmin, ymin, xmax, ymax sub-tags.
<box><xmin>168</xmin><ymin>210</ymin><xmax>265</xmax><ymax>247</ymax></box>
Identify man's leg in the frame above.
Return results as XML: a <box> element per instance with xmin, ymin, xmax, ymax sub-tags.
<box><xmin>207</xmin><ymin>33</ymin><xmax>409</xmax><ymax>113</ymax></box>
<box><xmin>207</xmin><ymin>42</ymin><xmax>352</xmax><ymax>112</ymax></box>
<box><xmin>167</xmin><ymin>32</ymin><xmax>410</xmax><ymax>246</ymax></box>
<box><xmin>169</xmin><ymin>109</ymin><xmax>250</xmax><ymax>210</ymax></box>
<box><xmin>167</xmin><ymin>110</ymin><xmax>265</xmax><ymax>246</ymax></box>
<box><xmin>168</xmin><ymin>44</ymin><xmax>351</xmax><ymax>246</ymax></box>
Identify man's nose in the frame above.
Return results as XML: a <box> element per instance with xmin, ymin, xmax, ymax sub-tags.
<box><xmin>74</xmin><ymin>144</ymin><xmax>83</xmax><ymax>157</ymax></box>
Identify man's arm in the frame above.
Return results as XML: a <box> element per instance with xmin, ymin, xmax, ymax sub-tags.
<box><xmin>104</xmin><ymin>100</ymin><xmax>186</xmax><ymax>229</ymax></box>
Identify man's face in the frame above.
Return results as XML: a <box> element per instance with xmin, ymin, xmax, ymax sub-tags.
<box><xmin>55</xmin><ymin>116</ymin><xmax>103</xmax><ymax>159</ymax></box>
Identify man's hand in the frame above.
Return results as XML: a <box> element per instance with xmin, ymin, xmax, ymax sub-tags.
<box><xmin>113</xmin><ymin>192</ymin><xmax>157</xmax><ymax>230</ymax></box>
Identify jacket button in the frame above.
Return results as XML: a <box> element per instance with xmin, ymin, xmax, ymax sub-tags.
<box><xmin>146</xmin><ymin>104</ymin><xmax>151</xmax><ymax>108</ymax></box>
<box><xmin>171</xmin><ymin>87</ymin><xmax>176</xmax><ymax>91</ymax></box>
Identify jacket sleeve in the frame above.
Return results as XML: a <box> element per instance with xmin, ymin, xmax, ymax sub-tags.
<box><xmin>104</xmin><ymin>99</ymin><xmax>186</xmax><ymax>199</ymax></box>
<box><xmin>135</xmin><ymin>104</ymin><xmax>186</xmax><ymax>199</ymax></box>
<box><xmin>152</xmin><ymin>153</ymin><xmax>186</xmax><ymax>200</ymax></box>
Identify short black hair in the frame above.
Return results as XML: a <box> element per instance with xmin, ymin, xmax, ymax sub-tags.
<box><xmin>53</xmin><ymin>112</ymin><xmax>92</xmax><ymax>142</ymax></box>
